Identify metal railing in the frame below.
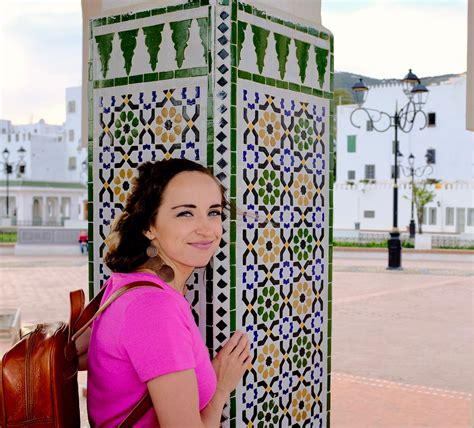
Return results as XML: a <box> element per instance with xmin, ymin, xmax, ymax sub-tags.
<box><xmin>334</xmin><ymin>231</ymin><xmax>474</xmax><ymax>249</ymax></box>
<box><xmin>1</xmin><ymin>218</ymin><xmax>67</xmax><ymax>227</ymax></box>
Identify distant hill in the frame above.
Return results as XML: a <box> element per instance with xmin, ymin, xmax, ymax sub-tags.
<box><xmin>335</xmin><ymin>71</ymin><xmax>463</xmax><ymax>93</ymax></box>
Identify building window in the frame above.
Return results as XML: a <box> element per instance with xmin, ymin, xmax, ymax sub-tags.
<box><xmin>445</xmin><ymin>207</ymin><xmax>454</xmax><ymax>226</ymax></box>
<box><xmin>68</xmin><ymin>129</ymin><xmax>75</xmax><ymax>142</ymax></box>
<box><xmin>391</xmin><ymin>165</ymin><xmax>400</xmax><ymax>179</ymax></box>
<box><xmin>428</xmin><ymin>112</ymin><xmax>436</xmax><ymax>127</ymax></box>
<box><xmin>68</xmin><ymin>101</ymin><xmax>76</xmax><ymax>113</ymax></box>
<box><xmin>366</xmin><ymin>120</ymin><xmax>373</xmax><ymax>131</ymax></box>
<box><xmin>1</xmin><ymin>128</ymin><xmax>5</xmax><ymax>134</ymax></box>
<box><xmin>426</xmin><ymin>148</ymin><xmax>436</xmax><ymax>164</ymax></box>
<box><xmin>364</xmin><ymin>164</ymin><xmax>375</xmax><ymax>180</ymax></box>
<box><xmin>7</xmin><ymin>134</ymin><xmax>11</xmax><ymax>142</ymax></box>
<box><xmin>467</xmin><ymin>208</ymin><xmax>474</xmax><ymax>227</ymax></box>
<box><xmin>27</xmin><ymin>132</ymin><xmax>31</xmax><ymax>140</ymax></box>
<box><xmin>347</xmin><ymin>170</ymin><xmax>356</xmax><ymax>180</ymax></box>
<box><xmin>364</xmin><ymin>210</ymin><xmax>375</xmax><ymax>218</ymax></box>
<box><xmin>68</xmin><ymin>157</ymin><xmax>77</xmax><ymax>170</ymax></box>
<box><xmin>15</xmin><ymin>134</ymin><xmax>19</xmax><ymax>142</ymax></box>
<box><xmin>428</xmin><ymin>207</ymin><xmax>437</xmax><ymax>225</ymax></box>
<box><xmin>347</xmin><ymin>135</ymin><xmax>356</xmax><ymax>153</ymax></box>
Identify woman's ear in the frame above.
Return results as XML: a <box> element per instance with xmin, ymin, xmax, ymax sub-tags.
<box><xmin>143</xmin><ymin>228</ymin><xmax>154</xmax><ymax>241</ymax></box>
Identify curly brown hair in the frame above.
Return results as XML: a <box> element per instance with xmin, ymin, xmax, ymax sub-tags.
<box><xmin>104</xmin><ymin>158</ymin><xmax>227</xmax><ymax>273</ymax></box>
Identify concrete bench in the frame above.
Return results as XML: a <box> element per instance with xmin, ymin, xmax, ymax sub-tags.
<box><xmin>0</xmin><ymin>307</ymin><xmax>21</xmax><ymax>340</ymax></box>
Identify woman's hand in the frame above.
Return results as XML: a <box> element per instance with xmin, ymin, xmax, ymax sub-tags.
<box><xmin>211</xmin><ymin>331</ymin><xmax>251</xmax><ymax>395</ymax></box>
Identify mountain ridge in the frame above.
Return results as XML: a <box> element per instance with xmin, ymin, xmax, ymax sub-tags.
<box><xmin>335</xmin><ymin>71</ymin><xmax>464</xmax><ymax>92</ymax></box>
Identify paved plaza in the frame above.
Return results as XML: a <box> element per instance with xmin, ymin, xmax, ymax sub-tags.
<box><xmin>0</xmin><ymin>250</ymin><xmax>472</xmax><ymax>427</ymax></box>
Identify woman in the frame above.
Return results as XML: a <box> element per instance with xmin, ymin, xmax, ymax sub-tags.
<box><xmin>87</xmin><ymin>158</ymin><xmax>250</xmax><ymax>427</ymax></box>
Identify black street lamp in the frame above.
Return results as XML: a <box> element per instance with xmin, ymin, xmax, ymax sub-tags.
<box><xmin>2</xmin><ymin>147</ymin><xmax>27</xmax><ymax>217</ymax></box>
<box><xmin>350</xmin><ymin>69</ymin><xmax>429</xmax><ymax>269</ymax></box>
<box><xmin>400</xmin><ymin>153</ymin><xmax>433</xmax><ymax>238</ymax></box>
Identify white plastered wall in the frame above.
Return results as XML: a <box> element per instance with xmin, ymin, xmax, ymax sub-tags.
<box><xmin>467</xmin><ymin>0</ymin><xmax>473</xmax><ymax>131</ymax></box>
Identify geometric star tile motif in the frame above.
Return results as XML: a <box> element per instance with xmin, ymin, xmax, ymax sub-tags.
<box><xmin>235</xmin><ymin>80</ymin><xmax>329</xmax><ymax>427</ymax></box>
<box><xmin>93</xmin><ymin>80</ymin><xmax>208</xmax><ymax>328</ymax></box>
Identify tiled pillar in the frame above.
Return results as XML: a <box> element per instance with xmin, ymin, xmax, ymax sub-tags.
<box><xmin>87</xmin><ymin>1</ymin><xmax>333</xmax><ymax>425</ymax></box>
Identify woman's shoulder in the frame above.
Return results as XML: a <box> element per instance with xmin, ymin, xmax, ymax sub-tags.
<box><xmin>105</xmin><ymin>272</ymin><xmax>189</xmax><ymax>315</ymax></box>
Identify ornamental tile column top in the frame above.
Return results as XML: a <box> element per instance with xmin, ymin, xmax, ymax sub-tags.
<box><xmin>245</xmin><ymin>0</ymin><xmax>322</xmax><ymax>26</ymax></box>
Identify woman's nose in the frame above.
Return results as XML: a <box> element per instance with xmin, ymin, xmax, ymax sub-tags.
<box><xmin>195</xmin><ymin>216</ymin><xmax>214</xmax><ymax>235</ymax></box>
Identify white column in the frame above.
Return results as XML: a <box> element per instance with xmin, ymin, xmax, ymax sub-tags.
<box><xmin>15</xmin><ymin>192</ymin><xmax>27</xmax><ymax>224</ymax></box>
<box><xmin>467</xmin><ymin>0</ymin><xmax>473</xmax><ymax>131</ymax></box>
<box><xmin>70</xmin><ymin>195</ymin><xmax>80</xmax><ymax>221</ymax></box>
<box><xmin>43</xmin><ymin>196</ymin><xmax>49</xmax><ymax>225</ymax></box>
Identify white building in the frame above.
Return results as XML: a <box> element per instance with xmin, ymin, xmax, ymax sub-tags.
<box><xmin>0</xmin><ymin>87</ymin><xmax>87</xmax><ymax>226</ymax></box>
<box><xmin>334</xmin><ymin>74</ymin><xmax>474</xmax><ymax>236</ymax></box>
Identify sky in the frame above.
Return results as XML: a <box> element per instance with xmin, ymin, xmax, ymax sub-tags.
<box><xmin>0</xmin><ymin>0</ymin><xmax>468</xmax><ymax>125</ymax></box>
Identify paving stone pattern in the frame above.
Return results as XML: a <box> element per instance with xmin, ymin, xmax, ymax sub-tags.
<box><xmin>1</xmin><ymin>252</ymin><xmax>471</xmax><ymax>427</ymax></box>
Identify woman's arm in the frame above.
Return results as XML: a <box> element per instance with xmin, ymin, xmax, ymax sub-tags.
<box><xmin>75</xmin><ymin>326</ymin><xmax>91</xmax><ymax>371</ymax></box>
<box><xmin>147</xmin><ymin>369</ymin><xmax>209</xmax><ymax>428</ymax></box>
<box><xmin>147</xmin><ymin>331</ymin><xmax>250</xmax><ymax>428</ymax></box>
<box><xmin>147</xmin><ymin>369</ymin><xmax>229</xmax><ymax>428</ymax></box>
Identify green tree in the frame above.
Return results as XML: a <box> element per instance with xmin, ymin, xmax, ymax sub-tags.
<box><xmin>411</xmin><ymin>180</ymin><xmax>437</xmax><ymax>234</ymax></box>
<box><xmin>334</xmin><ymin>88</ymin><xmax>353</xmax><ymax>105</ymax></box>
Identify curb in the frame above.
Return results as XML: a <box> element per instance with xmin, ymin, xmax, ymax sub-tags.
<box><xmin>334</xmin><ymin>247</ymin><xmax>474</xmax><ymax>255</ymax></box>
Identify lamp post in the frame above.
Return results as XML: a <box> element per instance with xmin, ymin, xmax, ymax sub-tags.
<box><xmin>2</xmin><ymin>147</ymin><xmax>27</xmax><ymax>217</ymax></box>
<box><xmin>350</xmin><ymin>69</ymin><xmax>429</xmax><ymax>269</ymax></box>
<box><xmin>400</xmin><ymin>153</ymin><xmax>433</xmax><ymax>238</ymax></box>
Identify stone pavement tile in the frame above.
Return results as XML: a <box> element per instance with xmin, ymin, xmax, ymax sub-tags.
<box><xmin>1</xmin><ymin>252</ymin><xmax>471</xmax><ymax>427</ymax></box>
<box><xmin>331</xmin><ymin>372</ymin><xmax>472</xmax><ymax>428</ymax></box>
<box><xmin>0</xmin><ymin>258</ymin><xmax>90</xmax><ymax>425</ymax></box>
<box><xmin>333</xmin><ymin>251</ymin><xmax>474</xmax><ymax>274</ymax></box>
<box><xmin>332</xmin><ymin>270</ymin><xmax>473</xmax><ymax>393</ymax></box>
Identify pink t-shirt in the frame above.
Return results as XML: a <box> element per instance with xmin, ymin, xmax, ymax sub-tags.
<box><xmin>87</xmin><ymin>272</ymin><xmax>217</xmax><ymax>427</ymax></box>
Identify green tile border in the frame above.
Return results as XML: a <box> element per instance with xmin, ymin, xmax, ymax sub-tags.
<box><xmin>237</xmin><ymin>69</ymin><xmax>333</xmax><ymax>100</ymax></box>
<box><xmin>205</xmin><ymin>4</ymin><xmax>214</xmax><ymax>172</ymax></box>
<box><xmin>88</xmin><ymin>20</ymin><xmax>95</xmax><ymax>300</ymax></box>
<box><xmin>93</xmin><ymin>67</ymin><xmax>208</xmax><ymax>88</ymax></box>
<box><xmin>237</xmin><ymin>0</ymin><xmax>331</xmax><ymax>41</ymax></box>
<box><xmin>235</xmin><ymin>0</ymin><xmax>332</xmax><ymax>93</ymax></box>
<box><xmin>92</xmin><ymin>0</ymin><xmax>207</xmax><ymax>28</ymax></box>
<box><xmin>326</xmin><ymin>34</ymin><xmax>335</xmax><ymax>428</ymax></box>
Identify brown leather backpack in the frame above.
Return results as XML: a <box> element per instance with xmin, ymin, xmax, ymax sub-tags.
<box><xmin>0</xmin><ymin>281</ymin><xmax>161</xmax><ymax>427</ymax></box>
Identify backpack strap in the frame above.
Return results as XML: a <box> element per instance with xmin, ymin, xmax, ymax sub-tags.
<box><xmin>70</xmin><ymin>280</ymin><xmax>163</xmax><ymax>343</ymax></box>
<box><xmin>69</xmin><ymin>289</ymin><xmax>85</xmax><ymax>338</ymax></box>
<box><xmin>70</xmin><ymin>286</ymin><xmax>107</xmax><ymax>337</ymax></box>
<box><xmin>67</xmin><ymin>280</ymin><xmax>162</xmax><ymax>424</ymax></box>
<box><xmin>119</xmin><ymin>393</ymin><xmax>154</xmax><ymax>428</ymax></box>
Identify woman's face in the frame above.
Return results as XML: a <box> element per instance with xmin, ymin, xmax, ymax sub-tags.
<box><xmin>145</xmin><ymin>171</ymin><xmax>223</xmax><ymax>272</ymax></box>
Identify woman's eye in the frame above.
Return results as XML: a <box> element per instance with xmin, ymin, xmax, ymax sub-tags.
<box><xmin>177</xmin><ymin>211</ymin><xmax>193</xmax><ymax>217</ymax></box>
<box><xmin>209</xmin><ymin>210</ymin><xmax>223</xmax><ymax>217</ymax></box>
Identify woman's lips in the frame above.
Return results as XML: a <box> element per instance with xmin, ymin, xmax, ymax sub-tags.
<box><xmin>189</xmin><ymin>241</ymin><xmax>214</xmax><ymax>250</ymax></box>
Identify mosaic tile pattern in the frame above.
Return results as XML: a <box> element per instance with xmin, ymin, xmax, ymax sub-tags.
<box><xmin>89</xmin><ymin>0</ymin><xmax>334</xmax><ymax>426</ymax></box>
<box><xmin>93</xmin><ymin>82</ymin><xmax>208</xmax><ymax>326</ymax></box>
<box><xmin>90</xmin><ymin>1</ymin><xmax>212</xmax><ymax>332</ymax></box>
<box><xmin>235</xmin><ymin>81</ymin><xmax>329</xmax><ymax>427</ymax></box>
<box><xmin>213</xmin><ymin>5</ymin><xmax>232</xmax><ymax>354</ymax></box>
